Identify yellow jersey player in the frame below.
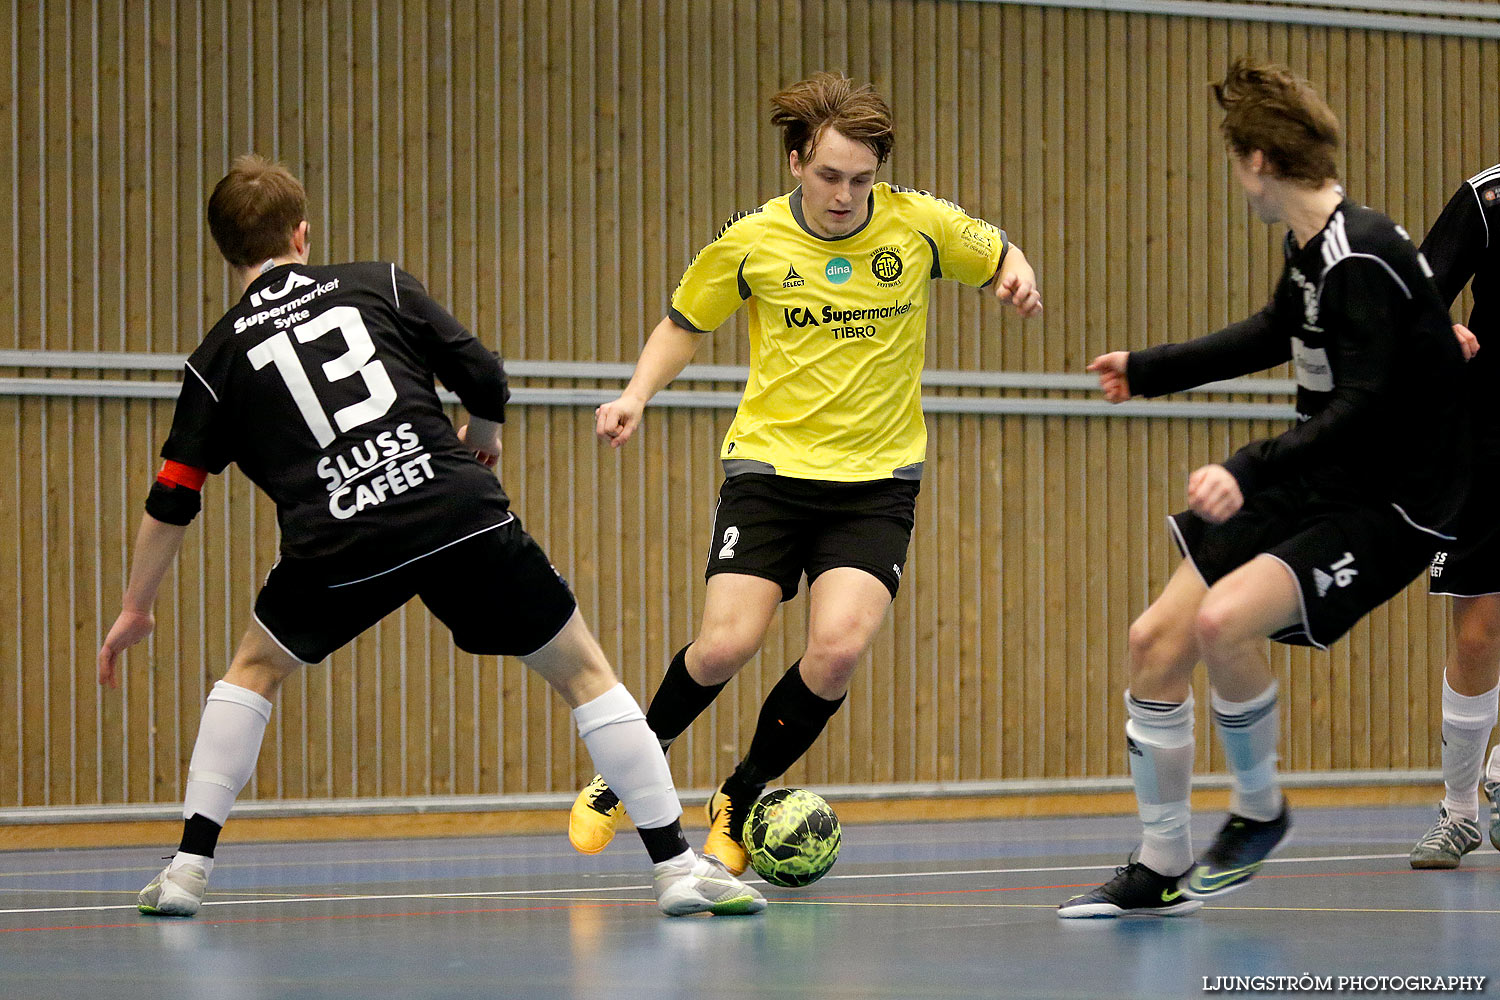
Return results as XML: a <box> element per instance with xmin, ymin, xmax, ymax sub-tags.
<box><xmin>569</xmin><ymin>72</ymin><xmax>1042</xmax><ymax>872</ymax></box>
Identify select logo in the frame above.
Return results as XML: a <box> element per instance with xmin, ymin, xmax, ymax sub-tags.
<box><xmin>824</xmin><ymin>257</ymin><xmax>853</xmax><ymax>284</ymax></box>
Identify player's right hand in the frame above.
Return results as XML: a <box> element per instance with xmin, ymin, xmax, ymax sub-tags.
<box><xmin>457</xmin><ymin>423</ymin><xmax>501</xmax><ymax>469</ymax></box>
<box><xmin>595</xmin><ymin>395</ymin><xmax>645</xmax><ymax>448</ymax></box>
<box><xmin>1087</xmin><ymin>352</ymin><xmax>1132</xmax><ymax>402</ymax></box>
<box><xmin>1454</xmin><ymin>323</ymin><xmax>1480</xmax><ymax>361</ymax></box>
<box><xmin>98</xmin><ymin>609</ymin><xmax>154</xmax><ymax>689</ymax></box>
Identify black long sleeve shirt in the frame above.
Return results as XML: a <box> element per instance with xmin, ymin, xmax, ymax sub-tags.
<box><xmin>1126</xmin><ymin>199</ymin><xmax>1468</xmax><ymax>537</ymax></box>
<box><xmin>158</xmin><ymin>261</ymin><xmax>512</xmax><ymax>584</ymax></box>
<box><xmin>1420</xmin><ymin>164</ymin><xmax>1500</xmax><ymax>444</ymax></box>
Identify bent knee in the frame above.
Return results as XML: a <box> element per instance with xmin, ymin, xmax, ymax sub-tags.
<box><xmin>690</xmin><ymin>633</ymin><xmax>761</xmax><ymax>685</ymax></box>
<box><xmin>1128</xmin><ymin>614</ymin><xmax>1195</xmax><ymax>677</ymax></box>
<box><xmin>1193</xmin><ymin>593</ymin><xmax>1261</xmax><ymax>654</ymax></box>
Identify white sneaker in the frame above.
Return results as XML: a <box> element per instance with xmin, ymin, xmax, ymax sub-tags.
<box><xmin>653</xmin><ymin>853</ymin><xmax>766</xmax><ymax>917</ymax></box>
<box><xmin>138</xmin><ymin>860</ymin><xmax>209</xmax><ymax>916</ymax></box>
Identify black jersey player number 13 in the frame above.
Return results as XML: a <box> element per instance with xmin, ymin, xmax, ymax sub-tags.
<box><xmin>246</xmin><ymin>303</ymin><xmax>397</xmax><ymax>447</ymax></box>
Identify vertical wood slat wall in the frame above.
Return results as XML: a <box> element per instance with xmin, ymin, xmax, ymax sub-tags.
<box><xmin>1</xmin><ymin>0</ymin><xmax>1495</xmax><ymax>808</ymax></box>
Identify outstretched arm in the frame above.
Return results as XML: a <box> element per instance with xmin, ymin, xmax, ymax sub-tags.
<box><xmin>98</xmin><ymin>513</ymin><xmax>189</xmax><ymax>689</ymax></box>
<box><xmin>595</xmin><ymin>316</ymin><xmax>706</xmax><ymax>448</ymax></box>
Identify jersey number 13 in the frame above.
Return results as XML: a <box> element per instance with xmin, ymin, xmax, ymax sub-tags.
<box><xmin>247</xmin><ymin>305</ymin><xmax>397</xmax><ymax>448</ymax></box>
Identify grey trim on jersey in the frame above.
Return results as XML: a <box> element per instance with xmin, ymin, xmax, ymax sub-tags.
<box><xmin>918</xmin><ymin>231</ymin><xmax>941</xmax><ymax>279</ymax></box>
<box><xmin>722</xmin><ymin>458</ymin><xmax>924</xmax><ymax>480</ymax></box>
<box><xmin>736</xmin><ymin>253</ymin><xmax>752</xmax><ymax>300</ymax></box>
<box><xmin>789</xmin><ymin>187</ymin><xmax>877</xmax><ymax>242</ymax></box>
<box><xmin>390</xmin><ymin>262</ymin><xmax>401</xmax><ymax>307</ymax></box>
<box><xmin>982</xmin><ymin>235</ymin><xmax>1011</xmax><ymax>288</ymax></box>
<box><xmin>723</xmin><ymin>459</ymin><xmax>776</xmax><ymax>477</ymax></box>
<box><xmin>666</xmin><ymin>307</ymin><xmax>708</xmax><ymax>334</ymax></box>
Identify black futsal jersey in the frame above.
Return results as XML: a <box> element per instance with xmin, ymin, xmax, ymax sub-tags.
<box><xmin>1422</xmin><ymin>163</ymin><xmax>1500</xmax><ymax>437</ymax></box>
<box><xmin>1127</xmin><ymin>199</ymin><xmax>1468</xmax><ymax>537</ymax></box>
<box><xmin>159</xmin><ymin>261</ymin><xmax>512</xmax><ymax>585</ymax></box>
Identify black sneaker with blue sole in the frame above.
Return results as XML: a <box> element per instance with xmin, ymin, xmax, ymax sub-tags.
<box><xmin>1182</xmin><ymin>804</ymin><xmax>1292</xmax><ymax>899</ymax></box>
<box><xmin>1057</xmin><ymin>861</ymin><xmax>1203</xmax><ymax>918</ymax></box>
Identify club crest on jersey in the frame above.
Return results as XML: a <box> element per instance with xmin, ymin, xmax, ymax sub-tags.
<box><xmin>824</xmin><ymin>257</ymin><xmax>853</xmax><ymax>284</ymax></box>
<box><xmin>250</xmin><ymin>270</ymin><xmax>316</xmax><ymax>308</ymax></box>
<box><xmin>871</xmin><ymin>247</ymin><xmax>904</xmax><ymax>286</ymax></box>
<box><xmin>1484</xmin><ymin>184</ymin><xmax>1500</xmax><ymax>205</ymax></box>
<box><xmin>782</xmin><ymin>264</ymin><xmax>805</xmax><ymax>288</ymax></box>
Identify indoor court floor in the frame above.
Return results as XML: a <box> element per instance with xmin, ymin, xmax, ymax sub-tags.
<box><xmin>2</xmin><ymin>806</ymin><xmax>1496</xmax><ymax>999</ymax></box>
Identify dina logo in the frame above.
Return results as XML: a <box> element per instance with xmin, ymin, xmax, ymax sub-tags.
<box><xmin>824</xmin><ymin>257</ymin><xmax>853</xmax><ymax>284</ymax></box>
<box><xmin>871</xmin><ymin>249</ymin><xmax>903</xmax><ymax>284</ymax></box>
<box><xmin>782</xmin><ymin>264</ymin><xmax>805</xmax><ymax>288</ymax></box>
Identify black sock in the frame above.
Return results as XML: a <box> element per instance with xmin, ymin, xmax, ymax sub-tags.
<box><xmin>722</xmin><ymin>660</ymin><xmax>845</xmax><ymax>838</ymax></box>
<box><xmin>178</xmin><ymin>813</ymin><xmax>223</xmax><ymax>858</ymax></box>
<box><xmin>645</xmin><ymin>643</ymin><xmax>729</xmax><ymax>748</ymax></box>
<box><xmin>637</xmin><ymin>820</ymin><xmax>692</xmax><ymax>865</ymax></box>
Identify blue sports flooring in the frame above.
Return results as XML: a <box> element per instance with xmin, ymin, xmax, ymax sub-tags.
<box><xmin>1</xmin><ymin>806</ymin><xmax>1496</xmax><ymax>999</ymax></box>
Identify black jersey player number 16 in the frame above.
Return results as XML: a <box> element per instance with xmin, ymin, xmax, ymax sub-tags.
<box><xmin>246</xmin><ymin>304</ymin><xmax>397</xmax><ymax>448</ymax></box>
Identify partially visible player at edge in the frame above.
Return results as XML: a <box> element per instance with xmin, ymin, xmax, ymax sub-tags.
<box><xmin>1061</xmin><ymin>58</ymin><xmax>1468</xmax><ymax>917</ymax></box>
<box><xmin>96</xmin><ymin>155</ymin><xmax>764</xmax><ymax>919</ymax></box>
<box><xmin>568</xmin><ymin>72</ymin><xmax>1042</xmax><ymax>873</ymax></box>
<box><xmin>1408</xmin><ymin>161</ymin><xmax>1500</xmax><ymax>870</ymax></box>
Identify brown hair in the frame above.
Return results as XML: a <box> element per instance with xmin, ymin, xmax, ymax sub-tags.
<box><xmin>770</xmin><ymin>72</ymin><xmax>894</xmax><ymax>167</ymax></box>
<box><xmin>1212</xmin><ymin>57</ymin><xmax>1340</xmax><ymax>185</ymax></box>
<box><xmin>206</xmin><ymin>154</ymin><xmax>307</xmax><ymax>266</ymax></box>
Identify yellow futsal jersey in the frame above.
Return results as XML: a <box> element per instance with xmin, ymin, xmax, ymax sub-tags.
<box><xmin>668</xmin><ymin>182</ymin><xmax>1006</xmax><ymax>482</ymax></box>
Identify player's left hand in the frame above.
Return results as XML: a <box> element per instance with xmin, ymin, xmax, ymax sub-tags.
<box><xmin>1454</xmin><ymin>323</ymin><xmax>1479</xmax><ymax>361</ymax></box>
<box><xmin>98</xmin><ymin>609</ymin><xmax>154</xmax><ymax>689</ymax></box>
<box><xmin>1187</xmin><ymin>464</ymin><xmax>1243</xmax><ymax>524</ymax></box>
<box><xmin>993</xmin><ymin>248</ymin><xmax>1043</xmax><ymax>318</ymax></box>
<box><xmin>457</xmin><ymin>423</ymin><xmax>501</xmax><ymax>469</ymax></box>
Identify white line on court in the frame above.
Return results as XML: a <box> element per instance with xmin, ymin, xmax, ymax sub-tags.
<box><xmin>0</xmin><ymin>852</ymin><xmax>1415</xmax><ymax>917</ymax></box>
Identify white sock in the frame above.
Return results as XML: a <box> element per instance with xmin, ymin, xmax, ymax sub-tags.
<box><xmin>1125</xmin><ymin>691</ymin><xmax>1195</xmax><ymax>877</ymax></box>
<box><xmin>1440</xmin><ymin>676</ymin><xmax>1499</xmax><ymax>822</ymax></box>
<box><xmin>182</xmin><ymin>681</ymin><xmax>273</xmax><ymax>825</ymax></box>
<box><xmin>169</xmin><ymin>851</ymin><xmax>214</xmax><ymax>876</ymax></box>
<box><xmin>1211</xmin><ymin>682</ymin><xmax>1282</xmax><ymax>822</ymax></box>
<box><xmin>652</xmin><ymin>848</ymin><xmax>695</xmax><ymax>873</ymax></box>
<box><xmin>573</xmin><ymin>684</ymin><xmax>682</xmax><ymax>830</ymax></box>
<box><xmin>1487</xmin><ymin>745</ymin><xmax>1500</xmax><ymax>785</ymax></box>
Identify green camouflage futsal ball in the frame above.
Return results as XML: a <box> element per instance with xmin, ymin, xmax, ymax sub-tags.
<box><xmin>743</xmin><ymin>788</ymin><xmax>841</xmax><ymax>887</ymax></box>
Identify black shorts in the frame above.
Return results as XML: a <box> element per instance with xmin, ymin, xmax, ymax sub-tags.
<box><xmin>1169</xmin><ymin>481</ymin><xmax>1439</xmax><ymax>650</ymax></box>
<box><xmin>1429</xmin><ymin>437</ymin><xmax>1500</xmax><ymax>598</ymax></box>
<box><xmin>254</xmin><ymin>515</ymin><xmax>577</xmax><ymax>664</ymax></box>
<box><xmin>705</xmin><ymin>473</ymin><xmax>919</xmax><ymax>601</ymax></box>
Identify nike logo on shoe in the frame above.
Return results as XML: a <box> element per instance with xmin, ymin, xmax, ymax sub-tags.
<box><xmin>1160</xmin><ymin>887</ymin><xmax>1183</xmax><ymax>902</ymax></box>
<box><xmin>1190</xmin><ymin>863</ymin><xmax>1258</xmax><ymax>892</ymax></box>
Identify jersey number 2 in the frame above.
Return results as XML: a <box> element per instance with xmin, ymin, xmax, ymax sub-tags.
<box><xmin>247</xmin><ymin>306</ymin><xmax>397</xmax><ymax>448</ymax></box>
<box><xmin>718</xmin><ymin>526</ymin><xmax>740</xmax><ymax>560</ymax></box>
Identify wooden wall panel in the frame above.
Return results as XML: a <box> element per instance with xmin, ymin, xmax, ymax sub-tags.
<box><xmin>1</xmin><ymin>0</ymin><xmax>1496</xmax><ymax>809</ymax></box>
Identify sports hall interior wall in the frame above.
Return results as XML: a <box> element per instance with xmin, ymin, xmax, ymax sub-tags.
<box><xmin>1</xmin><ymin>0</ymin><xmax>1495</xmax><ymax>818</ymax></box>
